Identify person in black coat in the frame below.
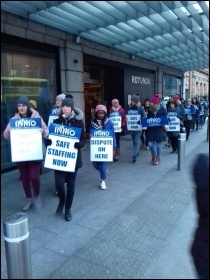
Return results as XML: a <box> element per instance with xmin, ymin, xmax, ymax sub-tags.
<box><xmin>146</xmin><ymin>96</ymin><xmax>167</xmax><ymax>165</ymax></box>
<box><xmin>191</xmin><ymin>153</ymin><xmax>209</xmax><ymax>279</ymax></box>
<box><xmin>45</xmin><ymin>98</ymin><xmax>86</xmax><ymax>221</ymax></box>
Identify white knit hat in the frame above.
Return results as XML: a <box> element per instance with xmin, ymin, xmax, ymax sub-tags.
<box><xmin>56</xmin><ymin>93</ymin><xmax>66</xmax><ymax>100</ymax></box>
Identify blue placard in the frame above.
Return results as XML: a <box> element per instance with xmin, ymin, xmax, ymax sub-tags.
<box><xmin>10</xmin><ymin>118</ymin><xmax>41</xmax><ymax>129</ymax></box>
<box><xmin>49</xmin><ymin>107</ymin><xmax>59</xmax><ymax>115</ymax></box>
<box><xmin>184</xmin><ymin>107</ymin><xmax>196</xmax><ymax>115</ymax></box>
<box><xmin>49</xmin><ymin>123</ymin><xmax>82</xmax><ymax>139</ymax></box>
<box><xmin>141</xmin><ymin>115</ymin><xmax>168</xmax><ymax>127</ymax></box>
<box><xmin>90</xmin><ymin>129</ymin><xmax>114</xmax><ymax>138</ymax></box>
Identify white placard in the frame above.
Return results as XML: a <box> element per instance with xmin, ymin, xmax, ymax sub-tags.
<box><xmin>10</xmin><ymin>129</ymin><xmax>43</xmax><ymax>162</ymax></box>
<box><xmin>90</xmin><ymin>137</ymin><xmax>113</xmax><ymax>162</ymax></box>
<box><xmin>48</xmin><ymin>115</ymin><xmax>58</xmax><ymax>127</ymax></box>
<box><xmin>44</xmin><ymin>135</ymin><xmax>79</xmax><ymax>172</ymax></box>
<box><xmin>165</xmin><ymin>116</ymin><xmax>180</xmax><ymax>131</ymax></box>
<box><xmin>126</xmin><ymin>114</ymin><xmax>142</xmax><ymax>131</ymax></box>
<box><xmin>109</xmin><ymin>115</ymin><xmax>122</xmax><ymax>133</ymax></box>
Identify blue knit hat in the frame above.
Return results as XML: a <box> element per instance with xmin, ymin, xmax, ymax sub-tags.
<box><xmin>17</xmin><ymin>96</ymin><xmax>30</xmax><ymax>106</ymax></box>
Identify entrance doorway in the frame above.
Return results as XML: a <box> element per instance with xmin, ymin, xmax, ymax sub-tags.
<box><xmin>84</xmin><ymin>83</ymin><xmax>102</xmax><ymax>135</ymax></box>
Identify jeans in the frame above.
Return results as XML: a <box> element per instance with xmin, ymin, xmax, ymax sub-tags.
<box><xmin>93</xmin><ymin>161</ymin><xmax>108</xmax><ymax>181</ymax></box>
<box><xmin>148</xmin><ymin>141</ymin><xmax>162</xmax><ymax>158</ymax></box>
<box><xmin>17</xmin><ymin>161</ymin><xmax>41</xmax><ymax>198</ymax></box>
<box><xmin>131</xmin><ymin>132</ymin><xmax>141</xmax><ymax>157</ymax></box>
<box><xmin>54</xmin><ymin>169</ymin><xmax>78</xmax><ymax>210</ymax></box>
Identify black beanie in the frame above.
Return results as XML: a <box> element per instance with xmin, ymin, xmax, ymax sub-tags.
<box><xmin>17</xmin><ymin>96</ymin><xmax>30</xmax><ymax>106</ymax></box>
<box><xmin>61</xmin><ymin>98</ymin><xmax>74</xmax><ymax>110</ymax></box>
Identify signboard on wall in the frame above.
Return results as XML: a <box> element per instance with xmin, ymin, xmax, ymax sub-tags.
<box><xmin>124</xmin><ymin>69</ymin><xmax>155</xmax><ymax>105</ymax></box>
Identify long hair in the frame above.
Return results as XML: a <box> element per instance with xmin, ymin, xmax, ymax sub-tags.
<box><xmin>92</xmin><ymin>112</ymin><xmax>108</xmax><ymax>128</ymax></box>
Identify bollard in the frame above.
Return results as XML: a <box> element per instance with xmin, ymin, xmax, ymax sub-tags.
<box><xmin>3</xmin><ymin>213</ymin><xmax>32</xmax><ymax>279</ymax></box>
<box><xmin>178</xmin><ymin>133</ymin><xmax>186</xmax><ymax>171</ymax></box>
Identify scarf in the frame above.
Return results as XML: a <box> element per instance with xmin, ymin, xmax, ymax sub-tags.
<box><xmin>111</xmin><ymin>106</ymin><xmax>121</xmax><ymax>112</ymax></box>
<box><xmin>91</xmin><ymin>116</ymin><xmax>109</xmax><ymax>129</ymax></box>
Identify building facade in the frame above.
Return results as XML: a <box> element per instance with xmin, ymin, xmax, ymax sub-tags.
<box><xmin>1</xmin><ymin>10</ymin><xmax>184</xmax><ymax>170</ymax></box>
<box><xmin>183</xmin><ymin>70</ymin><xmax>209</xmax><ymax>100</ymax></box>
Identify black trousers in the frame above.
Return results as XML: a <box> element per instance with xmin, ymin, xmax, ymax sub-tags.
<box><xmin>54</xmin><ymin>169</ymin><xmax>78</xmax><ymax>210</ymax></box>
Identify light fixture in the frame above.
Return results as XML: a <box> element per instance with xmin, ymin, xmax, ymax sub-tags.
<box><xmin>76</xmin><ymin>35</ymin><xmax>81</xmax><ymax>44</ymax></box>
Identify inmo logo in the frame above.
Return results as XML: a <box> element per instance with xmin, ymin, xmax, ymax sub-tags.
<box><xmin>15</xmin><ymin>119</ymin><xmax>36</xmax><ymax>127</ymax></box>
<box><xmin>94</xmin><ymin>130</ymin><xmax>110</xmax><ymax>136</ymax></box>
<box><xmin>54</xmin><ymin>126</ymin><xmax>75</xmax><ymax>136</ymax></box>
<box><xmin>147</xmin><ymin>118</ymin><xmax>161</xmax><ymax>124</ymax></box>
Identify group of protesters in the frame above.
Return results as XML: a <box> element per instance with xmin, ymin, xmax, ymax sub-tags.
<box><xmin>3</xmin><ymin>93</ymin><xmax>208</xmax><ymax>223</ymax></box>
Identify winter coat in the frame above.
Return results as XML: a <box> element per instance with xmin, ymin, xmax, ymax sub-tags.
<box><xmin>192</xmin><ymin>102</ymin><xmax>202</xmax><ymax>120</ymax></box>
<box><xmin>90</xmin><ymin>116</ymin><xmax>116</xmax><ymax>149</ymax></box>
<box><xmin>3</xmin><ymin>108</ymin><xmax>48</xmax><ymax>140</ymax></box>
<box><xmin>191</xmin><ymin>154</ymin><xmax>209</xmax><ymax>279</ymax></box>
<box><xmin>53</xmin><ymin>113</ymin><xmax>86</xmax><ymax>169</ymax></box>
<box><xmin>146</xmin><ymin>106</ymin><xmax>167</xmax><ymax>142</ymax></box>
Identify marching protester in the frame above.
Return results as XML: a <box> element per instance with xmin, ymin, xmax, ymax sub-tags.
<box><xmin>45</xmin><ymin>97</ymin><xmax>86</xmax><ymax>221</ymax></box>
<box><xmin>49</xmin><ymin>93</ymin><xmax>84</xmax><ymax>196</ymax></box>
<box><xmin>109</xmin><ymin>99</ymin><xmax>126</xmax><ymax>161</ymax></box>
<box><xmin>191</xmin><ymin>97</ymin><xmax>201</xmax><ymax>132</ymax></box>
<box><xmin>140</xmin><ymin>98</ymin><xmax>150</xmax><ymax>150</ymax></box>
<box><xmin>166</xmin><ymin>100</ymin><xmax>180</xmax><ymax>154</ymax></box>
<box><xmin>147</xmin><ymin>95</ymin><xmax>167</xmax><ymax>165</ymax></box>
<box><xmin>127</xmin><ymin>94</ymin><xmax>146</xmax><ymax>163</ymax></box>
<box><xmin>183</xmin><ymin>98</ymin><xmax>195</xmax><ymax>141</ymax></box>
<box><xmin>90</xmin><ymin>104</ymin><xmax>116</xmax><ymax>190</ymax></box>
<box><xmin>3</xmin><ymin>96</ymin><xmax>48</xmax><ymax>211</ymax></box>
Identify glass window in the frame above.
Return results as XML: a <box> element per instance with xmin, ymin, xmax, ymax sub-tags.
<box><xmin>1</xmin><ymin>46</ymin><xmax>57</xmax><ymax>170</ymax></box>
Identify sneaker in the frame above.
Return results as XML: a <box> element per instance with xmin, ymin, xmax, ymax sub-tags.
<box><xmin>100</xmin><ymin>181</ymin><xmax>106</xmax><ymax>190</ymax></box>
<box><xmin>22</xmin><ymin>198</ymin><xmax>33</xmax><ymax>211</ymax></box>
<box><xmin>33</xmin><ymin>196</ymin><xmax>42</xmax><ymax>212</ymax></box>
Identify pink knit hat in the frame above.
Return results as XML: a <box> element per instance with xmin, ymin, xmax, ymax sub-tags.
<box><xmin>150</xmin><ymin>96</ymin><xmax>159</xmax><ymax>105</ymax></box>
<box><xmin>95</xmin><ymin>104</ymin><xmax>107</xmax><ymax>114</ymax></box>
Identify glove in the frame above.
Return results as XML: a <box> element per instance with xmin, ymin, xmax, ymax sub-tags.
<box><xmin>45</xmin><ymin>138</ymin><xmax>52</xmax><ymax>147</ymax></box>
<box><xmin>137</xmin><ymin>121</ymin><xmax>140</xmax><ymax>125</ymax></box>
<box><xmin>74</xmin><ymin>142</ymin><xmax>82</xmax><ymax>150</ymax></box>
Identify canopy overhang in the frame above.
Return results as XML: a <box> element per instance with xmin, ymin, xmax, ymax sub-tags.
<box><xmin>1</xmin><ymin>1</ymin><xmax>209</xmax><ymax>72</ymax></box>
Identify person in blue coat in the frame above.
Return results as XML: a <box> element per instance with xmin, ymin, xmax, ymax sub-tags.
<box><xmin>90</xmin><ymin>104</ymin><xmax>116</xmax><ymax>190</ymax></box>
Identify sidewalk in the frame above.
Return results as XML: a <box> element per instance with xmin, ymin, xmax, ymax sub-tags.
<box><xmin>1</xmin><ymin>125</ymin><xmax>209</xmax><ymax>279</ymax></box>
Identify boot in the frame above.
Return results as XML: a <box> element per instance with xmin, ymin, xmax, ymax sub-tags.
<box><xmin>56</xmin><ymin>200</ymin><xmax>65</xmax><ymax>215</ymax></box>
<box><xmin>151</xmin><ymin>154</ymin><xmax>156</xmax><ymax>164</ymax></box>
<box><xmin>65</xmin><ymin>209</ymin><xmax>72</xmax><ymax>222</ymax></box>
<box><xmin>55</xmin><ymin>189</ymin><xmax>65</xmax><ymax>215</ymax></box>
<box><xmin>114</xmin><ymin>148</ymin><xmax>120</xmax><ymax>161</ymax></box>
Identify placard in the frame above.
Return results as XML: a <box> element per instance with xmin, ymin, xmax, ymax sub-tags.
<box><xmin>141</xmin><ymin>115</ymin><xmax>168</xmax><ymax>127</ymax></box>
<box><xmin>184</xmin><ymin>107</ymin><xmax>196</xmax><ymax>115</ymax></box>
<box><xmin>126</xmin><ymin>109</ymin><xmax>142</xmax><ymax>131</ymax></box>
<box><xmin>109</xmin><ymin>112</ymin><xmax>122</xmax><ymax>133</ymax></box>
<box><xmin>165</xmin><ymin>116</ymin><xmax>180</xmax><ymax>131</ymax></box>
<box><xmin>44</xmin><ymin>123</ymin><xmax>82</xmax><ymax>172</ymax></box>
<box><xmin>90</xmin><ymin>129</ymin><xmax>114</xmax><ymax>162</ymax></box>
<box><xmin>10</xmin><ymin>118</ymin><xmax>43</xmax><ymax>162</ymax></box>
<box><xmin>48</xmin><ymin>115</ymin><xmax>58</xmax><ymax>127</ymax></box>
